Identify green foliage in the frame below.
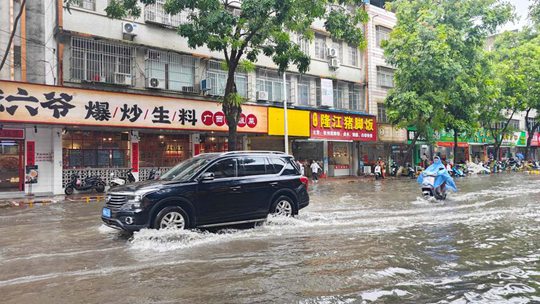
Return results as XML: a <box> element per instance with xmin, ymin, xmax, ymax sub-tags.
<box><xmin>531</xmin><ymin>0</ymin><xmax>540</xmax><ymax>26</ymax></box>
<box><xmin>383</xmin><ymin>0</ymin><xmax>513</xmax><ymax>151</ymax></box>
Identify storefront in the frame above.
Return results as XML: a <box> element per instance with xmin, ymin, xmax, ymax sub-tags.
<box><xmin>0</xmin><ymin>80</ymin><xmax>268</xmax><ymax>195</ymax></box>
<box><xmin>0</xmin><ymin>129</ymin><xmax>25</xmax><ymax>192</ymax></box>
<box><xmin>309</xmin><ymin>110</ymin><xmax>377</xmax><ymax>177</ymax></box>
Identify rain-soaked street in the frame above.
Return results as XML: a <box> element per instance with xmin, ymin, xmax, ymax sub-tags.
<box><xmin>0</xmin><ymin>174</ymin><xmax>539</xmax><ymax>303</ymax></box>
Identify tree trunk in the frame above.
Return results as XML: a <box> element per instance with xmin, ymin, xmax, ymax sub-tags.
<box><xmin>404</xmin><ymin>131</ymin><xmax>421</xmax><ymax>167</ymax></box>
<box><xmin>453</xmin><ymin>129</ymin><xmax>459</xmax><ymax>164</ymax></box>
<box><xmin>223</xmin><ymin>61</ymin><xmax>241</xmax><ymax>151</ymax></box>
<box><xmin>523</xmin><ymin>108</ymin><xmax>538</xmax><ymax>161</ymax></box>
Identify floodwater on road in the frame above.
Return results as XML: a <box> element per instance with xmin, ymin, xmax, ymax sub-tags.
<box><xmin>0</xmin><ymin>174</ymin><xmax>539</xmax><ymax>303</ymax></box>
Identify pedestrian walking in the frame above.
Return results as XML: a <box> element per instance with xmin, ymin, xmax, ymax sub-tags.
<box><xmin>310</xmin><ymin>160</ymin><xmax>321</xmax><ymax>183</ymax></box>
<box><xmin>297</xmin><ymin>160</ymin><xmax>305</xmax><ymax>176</ymax></box>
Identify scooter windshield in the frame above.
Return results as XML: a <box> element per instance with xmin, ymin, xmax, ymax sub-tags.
<box><xmin>417</xmin><ymin>160</ymin><xmax>458</xmax><ymax>192</ymax></box>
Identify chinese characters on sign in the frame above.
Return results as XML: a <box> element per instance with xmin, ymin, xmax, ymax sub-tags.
<box><xmin>310</xmin><ymin>111</ymin><xmax>377</xmax><ymax>141</ymax></box>
<box><xmin>0</xmin><ymin>81</ymin><xmax>267</xmax><ymax>133</ymax></box>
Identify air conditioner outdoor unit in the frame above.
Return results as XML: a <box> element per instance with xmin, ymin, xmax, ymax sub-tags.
<box><xmin>327</xmin><ymin>47</ymin><xmax>338</xmax><ymax>58</ymax></box>
<box><xmin>256</xmin><ymin>91</ymin><xmax>269</xmax><ymax>101</ymax></box>
<box><xmin>122</xmin><ymin>22</ymin><xmax>138</xmax><ymax>36</ymax></box>
<box><xmin>329</xmin><ymin>58</ymin><xmax>341</xmax><ymax>69</ymax></box>
<box><xmin>115</xmin><ymin>73</ymin><xmax>132</xmax><ymax>85</ymax></box>
<box><xmin>147</xmin><ymin>77</ymin><xmax>165</xmax><ymax>89</ymax></box>
<box><xmin>200</xmin><ymin>79</ymin><xmax>210</xmax><ymax>92</ymax></box>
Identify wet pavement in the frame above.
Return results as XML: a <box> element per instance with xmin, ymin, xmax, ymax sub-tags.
<box><xmin>0</xmin><ymin>174</ymin><xmax>539</xmax><ymax>303</ymax></box>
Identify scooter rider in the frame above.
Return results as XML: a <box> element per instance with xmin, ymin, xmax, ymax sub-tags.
<box><xmin>417</xmin><ymin>155</ymin><xmax>458</xmax><ymax>199</ymax></box>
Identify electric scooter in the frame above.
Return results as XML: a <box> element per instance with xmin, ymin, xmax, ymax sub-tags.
<box><xmin>65</xmin><ymin>174</ymin><xmax>106</xmax><ymax>195</ymax></box>
<box><xmin>110</xmin><ymin>169</ymin><xmax>136</xmax><ymax>188</ymax></box>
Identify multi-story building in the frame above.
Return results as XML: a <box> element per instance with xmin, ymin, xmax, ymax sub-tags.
<box><xmin>1</xmin><ymin>0</ymin><xmax>381</xmax><ymax>196</ymax></box>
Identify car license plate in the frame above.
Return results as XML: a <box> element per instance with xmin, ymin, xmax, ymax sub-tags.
<box><xmin>102</xmin><ymin>207</ymin><xmax>111</xmax><ymax>218</ymax></box>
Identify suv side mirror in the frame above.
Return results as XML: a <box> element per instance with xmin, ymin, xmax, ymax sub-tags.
<box><xmin>199</xmin><ymin>172</ymin><xmax>215</xmax><ymax>182</ymax></box>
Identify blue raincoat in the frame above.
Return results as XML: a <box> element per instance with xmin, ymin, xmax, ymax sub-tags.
<box><xmin>417</xmin><ymin>159</ymin><xmax>458</xmax><ymax>192</ymax></box>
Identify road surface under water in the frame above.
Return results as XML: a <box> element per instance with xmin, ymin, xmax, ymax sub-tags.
<box><xmin>0</xmin><ymin>174</ymin><xmax>539</xmax><ymax>303</ymax></box>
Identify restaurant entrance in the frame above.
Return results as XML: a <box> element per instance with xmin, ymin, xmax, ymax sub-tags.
<box><xmin>0</xmin><ymin>140</ymin><xmax>24</xmax><ymax>191</ymax></box>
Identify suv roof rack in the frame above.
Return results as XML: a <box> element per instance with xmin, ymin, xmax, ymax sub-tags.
<box><xmin>220</xmin><ymin>150</ymin><xmax>287</xmax><ymax>156</ymax></box>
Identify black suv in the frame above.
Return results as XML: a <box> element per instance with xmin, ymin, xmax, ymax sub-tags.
<box><xmin>101</xmin><ymin>151</ymin><xmax>309</xmax><ymax>231</ymax></box>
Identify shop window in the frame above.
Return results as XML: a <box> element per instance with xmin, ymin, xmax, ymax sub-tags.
<box><xmin>70</xmin><ymin>37</ymin><xmax>134</xmax><ymax>85</ymax></box>
<box><xmin>206</xmin><ymin>158</ymin><xmax>238</xmax><ymax>179</ymax></box>
<box><xmin>206</xmin><ymin>61</ymin><xmax>247</xmax><ymax>98</ymax></box>
<box><xmin>239</xmin><ymin>157</ymin><xmax>268</xmax><ymax>176</ymax></box>
<box><xmin>139</xmin><ymin>133</ymin><xmax>190</xmax><ymax>168</ymax></box>
<box><xmin>62</xmin><ymin>131</ymin><xmax>129</xmax><ymax>168</ymax></box>
<box><xmin>377</xmin><ymin>66</ymin><xmax>394</xmax><ymax>88</ymax></box>
<box><xmin>145</xmin><ymin>50</ymin><xmax>197</xmax><ymax>92</ymax></box>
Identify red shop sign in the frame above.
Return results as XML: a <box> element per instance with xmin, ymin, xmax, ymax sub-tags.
<box><xmin>26</xmin><ymin>141</ymin><xmax>35</xmax><ymax>166</ymax></box>
<box><xmin>531</xmin><ymin>132</ymin><xmax>540</xmax><ymax>147</ymax></box>
<box><xmin>310</xmin><ymin>111</ymin><xmax>377</xmax><ymax>141</ymax></box>
<box><xmin>131</xmin><ymin>142</ymin><xmax>139</xmax><ymax>172</ymax></box>
<box><xmin>0</xmin><ymin>128</ymin><xmax>25</xmax><ymax>139</ymax></box>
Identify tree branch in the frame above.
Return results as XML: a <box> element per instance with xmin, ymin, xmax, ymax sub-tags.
<box><xmin>0</xmin><ymin>0</ymin><xmax>26</xmax><ymax>71</ymax></box>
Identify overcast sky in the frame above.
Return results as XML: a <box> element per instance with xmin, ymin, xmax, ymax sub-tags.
<box><xmin>500</xmin><ymin>0</ymin><xmax>532</xmax><ymax>32</ymax></box>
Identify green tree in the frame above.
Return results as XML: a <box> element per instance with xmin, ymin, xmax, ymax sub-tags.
<box><xmin>383</xmin><ymin>0</ymin><xmax>512</xmax><ymax>164</ymax></box>
<box><xmin>531</xmin><ymin>0</ymin><xmax>540</xmax><ymax>26</ymax></box>
<box><xmin>66</xmin><ymin>0</ymin><xmax>368</xmax><ymax>151</ymax></box>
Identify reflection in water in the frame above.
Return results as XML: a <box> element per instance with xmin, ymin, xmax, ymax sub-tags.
<box><xmin>0</xmin><ymin>174</ymin><xmax>539</xmax><ymax>303</ymax></box>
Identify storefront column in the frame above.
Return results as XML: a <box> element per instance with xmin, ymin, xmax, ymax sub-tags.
<box><xmin>52</xmin><ymin>127</ymin><xmax>63</xmax><ymax>195</ymax></box>
<box><xmin>190</xmin><ymin>133</ymin><xmax>200</xmax><ymax>157</ymax></box>
<box><xmin>242</xmin><ymin>135</ymin><xmax>249</xmax><ymax>151</ymax></box>
<box><xmin>352</xmin><ymin>142</ymin><xmax>359</xmax><ymax>176</ymax></box>
<box><xmin>130</xmin><ymin>131</ymin><xmax>139</xmax><ymax>181</ymax></box>
<box><xmin>323</xmin><ymin>140</ymin><xmax>329</xmax><ymax>176</ymax></box>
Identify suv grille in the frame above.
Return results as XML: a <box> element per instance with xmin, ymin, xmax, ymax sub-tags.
<box><xmin>107</xmin><ymin>194</ymin><xmax>128</xmax><ymax>211</ymax></box>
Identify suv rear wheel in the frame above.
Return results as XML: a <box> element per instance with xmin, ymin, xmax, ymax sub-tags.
<box><xmin>154</xmin><ymin>206</ymin><xmax>189</xmax><ymax>230</ymax></box>
<box><xmin>271</xmin><ymin>196</ymin><xmax>294</xmax><ymax>217</ymax></box>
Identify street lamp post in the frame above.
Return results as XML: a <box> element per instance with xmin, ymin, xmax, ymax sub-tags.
<box><xmin>283</xmin><ymin>71</ymin><xmax>289</xmax><ymax>155</ymax></box>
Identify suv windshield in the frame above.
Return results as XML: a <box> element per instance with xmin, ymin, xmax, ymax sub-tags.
<box><xmin>160</xmin><ymin>154</ymin><xmax>217</xmax><ymax>182</ymax></box>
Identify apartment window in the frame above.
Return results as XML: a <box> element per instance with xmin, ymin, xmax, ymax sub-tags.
<box><xmin>297</xmin><ymin>35</ymin><xmax>310</xmax><ymax>54</ymax></box>
<box><xmin>378</xmin><ymin>103</ymin><xmax>389</xmax><ymax>123</ymax></box>
<box><xmin>256</xmin><ymin>70</ymin><xmax>291</xmax><ymax>102</ymax></box>
<box><xmin>526</xmin><ymin>117</ymin><xmax>539</xmax><ymax>132</ymax></box>
<box><xmin>349</xmin><ymin>84</ymin><xmax>363</xmax><ymax>111</ymax></box>
<box><xmin>333</xmin><ymin>82</ymin><xmax>346</xmax><ymax>109</ymax></box>
<box><xmin>377</xmin><ymin>66</ymin><xmax>394</xmax><ymax>88</ymax></box>
<box><xmin>348</xmin><ymin>44</ymin><xmax>359</xmax><ymax>67</ymax></box>
<box><xmin>314</xmin><ymin>34</ymin><xmax>326</xmax><ymax>60</ymax></box>
<box><xmin>144</xmin><ymin>0</ymin><xmax>191</xmax><ymax>27</ymax></box>
<box><xmin>71</xmin><ymin>0</ymin><xmax>95</xmax><ymax>11</ymax></box>
<box><xmin>145</xmin><ymin>49</ymin><xmax>196</xmax><ymax>92</ymax></box>
<box><xmin>206</xmin><ymin>61</ymin><xmax>247</xmax><ymax>98</ymax></box>
<box><xmin>297</xmin><ymin>78</ymin><xmax>311</xmax><ymax>106</ymax></box>
<box><xmin>70</xmin><ymin>37</ymin><xmax>134</xmax><ymax>85</ymax></box>
<box><xmin>332</xmin><ymin>39</ymin><xmax>344</xmax><ymax>62</ymax></box>
<box><xmin>376</xmin><ymin>26</ymin><xmax>391</xmax><ymax>48</ymax></box>
<box><xmin>509</xmin><ymin>119</ymin><xmax>520</xmax><ymax>130</ymax></box>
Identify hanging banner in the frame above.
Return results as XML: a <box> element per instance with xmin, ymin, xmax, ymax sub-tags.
<box><xmin>320</xmin><ymin>79</ymin><xmax>334</xmax><ymax>107</ymax></box>
<box><xmin>26</xmin><ymin>141</ymin><xmax>35</xmax><ymax>166</ymax></box>
<box><xmin>310</xmin><ymin>111</ymin><xmax>377</xmax><ymax>141</ymax></box>
<box><xmin>0</xmin><ymin>81</ymin><xmax>267</xmax><ymax>134</ymax></box>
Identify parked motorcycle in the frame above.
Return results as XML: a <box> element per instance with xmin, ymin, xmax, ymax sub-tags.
<box><xmin>65</xmin><ymin>174</ymin><xmax>105</xmax><ymax>195</ymax></box>
<box><xmin>390</xmin><ymin>162</ymin><xmax>398</xmax><ymax>177</ymax></box>
<box><xmin>110</xmin><ymin>169</ymin><xmax>136</xmax><ymax>188</ymax></box>
<box><xmin>148</xmin><ymin>168</ymin><xmax>161</xmax><ymax>180</ymax></box>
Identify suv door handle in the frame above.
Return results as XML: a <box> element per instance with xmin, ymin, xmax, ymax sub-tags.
<box><xmin>269</xmin><ymin>182</ymin><xmax>278</xmax><ymax>187</ymax></box>
<box><xmin>230</xmin><ymin>186</ymin><xmax>241</xmax><ymax>192</ymax></box>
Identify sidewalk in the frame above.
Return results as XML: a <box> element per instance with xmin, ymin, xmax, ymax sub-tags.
<box><xmin>0</xmin><ymin>193</ymin><xmax>106</xmax><ymax>209</ymax></box>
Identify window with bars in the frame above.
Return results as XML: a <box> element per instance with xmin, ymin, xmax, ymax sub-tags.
<box><xmin>378</xmin><ymin>103</ymin><xmax>389</xmax><ymax>123</ymax></box>
<box><xmin>376</xmin><ymin>25</ymin><xmax>391</xmax><ymax>48</ymax></box>
<box><xmin>333</xmin><ymin>82</ymin><xmax>346</xmax><ymax>109</ymax></box>
<box><xmin>70</xmin><ymin>37</ymin><xmax>135</xmax><ymax>85</ymax></box>
<box><xmin>526</xmin><ymin>117</ymin><xmax>540</xmax><ymax>132</ymax></box>
<box><xmin>144</xmin><ymin>0</ymin><xmax>191</xmax><ymax>27</ymax></box>
<box><xmin>206</xmin><ymin>61</ymin><xmax>247</xmax><ymax>98</ymax></box>
<box><xmin>70</xmin><ymin>0</ymin><xmax>95</xmax><ymax>11</ymax></box>
<box><xmin>348</xmin><ymin>44</ymin><xmax>359</xmax><ymax>67</ymax></box>
<box><xmin>145</xmin><ymin>49</ymin><xmax>196</xmax><ymax>92</ymax></box>
<box><xmin>297</xmin><ymin>77</ymin><xmax>311</xmax><ymax>106</ymax></box>
<box><xmin>314</xmin><ymin>34</ymin><xmax>326</xmax><ymax>60</ymax></box>
<box><xmin>256</xmin><ymin>70</ymin><xmax>290</xmax><ymax>102</ymax></box>
<box><xmin>349</xmin><ymin>84</ymin><xmax>363</xmax><ymax>111</ymax></box>
<box><xmin>377</xmin><ymin>66</ymin><xmax>394</xmax><ymax>88</ymax></box>
<box><xmin>296</xmin><ymin>35</ymin><xmax>310</xmax><ymax>54</ymax></box>
<box><xmin>332</xmin><ymin>39</ymin><xmax>344</xmax><ymax>62</ymax></box>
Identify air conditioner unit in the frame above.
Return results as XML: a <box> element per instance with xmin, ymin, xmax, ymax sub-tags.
<box><xmin>146</xmin><ymin>77</ymin><xmax>165</xmax><ymax>89</ymax></box>
<box><xmin>256</xmin><ymin>91</ymin><xmax>269</xmax><ymax>101</ymax></box>
<box><xmin>115</xmin><ymin>73</ymin><xmax>132</xmax><ymax>85</ymax></box>
<box><xmin>122</xmin><ymin>22</ymin><xmax>138</xmax><ymax>36</ymax></box>
<box><xmin>327</xmin><ymin>47</ymin><xmax>338</xmax><ymax>58</ymax></box>
<box><xmin>200</xmin><ymin>79</ymin><xmax>210</xmax><ymax>92</ymax></box>
<box><xmin>329</xmin><ymin>58</ymin><xmax>341</xmax><ymax>69</ymax></box>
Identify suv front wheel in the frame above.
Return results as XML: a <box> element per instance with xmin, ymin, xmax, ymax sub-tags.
<box><xmin>154</xmin><ymin>206</ymin><xmax>189</xmax><ymax>230</ymax></box>
<box><xmin>271</xmin><ymin>196</ymin><xmax>294</xmax><ymax>217</ymax></box>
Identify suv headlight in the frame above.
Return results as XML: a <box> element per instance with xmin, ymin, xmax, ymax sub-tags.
<box><xmin>121</xmin><ymin>195</ymin><xmax>143</xmax><ymax>210</ymax></box>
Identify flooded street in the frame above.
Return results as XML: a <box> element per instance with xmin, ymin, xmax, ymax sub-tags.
<box><xmin>1</xmin><ymin>174</ymin><xmax>539</xmax><ymax>303</ymax></box>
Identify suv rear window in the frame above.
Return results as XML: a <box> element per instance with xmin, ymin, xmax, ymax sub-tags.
<box><xmin>268</xmin><ymin>158</ymin><xmax>286</xmax><ymax>174</ymax></box>
<box><xmin>282</xmin><ymin>159</ymin><xmax>299</xmax><ymax>175</ymax></box>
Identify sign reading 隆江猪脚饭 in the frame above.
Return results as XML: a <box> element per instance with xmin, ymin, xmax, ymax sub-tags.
<box><xmin>0</xmin><ymin>81</ymin><xmax>267</xmax><ymax>133</ymax></box>
<box><xmin>310</xmin><ymin>111</ymin><xmax>377</xmax><ymax>141</ymax></box>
